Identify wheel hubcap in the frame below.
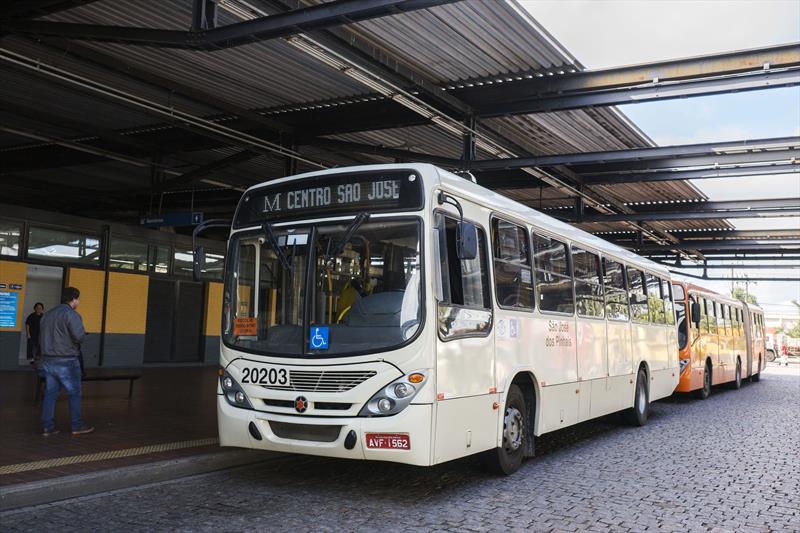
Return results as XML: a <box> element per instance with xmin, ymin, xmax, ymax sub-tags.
<box><xmin>503</xmin><ymin>407</ymin><xmax>524</xmax><ymax>452</ymax></box>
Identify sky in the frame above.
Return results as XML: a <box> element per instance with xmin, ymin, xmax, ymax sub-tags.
<box><xmin>522</xmin><ymin>0</ymin><xmax>800</xmax><ymax>314</ymax></box>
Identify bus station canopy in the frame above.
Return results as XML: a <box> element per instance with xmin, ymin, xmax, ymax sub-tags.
<box><xmin>1</xmin><ymin>0</ymin><xmax>798</xmax><ymax>261</ymax></box>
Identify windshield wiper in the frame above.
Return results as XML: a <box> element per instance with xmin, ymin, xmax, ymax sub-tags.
<box><xmin>262</xmin><ymin>223</ymin><xmax>293</xmax><ymax>275</ymax></box>
<box><xmin>325</xmin><ymin>212</ymin><xmax>370</xmax><ymax>262</ymax></box>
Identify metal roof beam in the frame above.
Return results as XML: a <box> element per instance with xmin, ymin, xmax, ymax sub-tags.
<box><xmin>1</xmin><ymin>0</ymin><xmax>463</xmax><ymax>49</ymax></box>
<box><xmin>466</xmin><ymin>137</ymin><xmax>799</xmax><ymax>171</ymax></box>
<box><xmin>559</xmin><ymin>207</ymin><xmax>800</xmax><ymax>223</ymax></box>
<box><xmin>601</xmin><ymin>229</ymin><xmax>800</xmax><ymax>240</ymax></box>
<box><xmin>576</xmin><ymin>150</ymin><xmax>800</xmax><ymax>174</ymax></box>
<box><xmin>581</xmin><ymin>163</ymin><xmax>799</xmax><ymax>185</ymax></box>
<box><xmin>630</xmin><ymin>239</ymin><xmax>800</xmax><ymax>252</ymax></box>
<box><xmin>646</xmin><ymin>253</ymin><xmax>800</xmax><ymax>260</ymax></box>
<box><xmin>452</xmin><ymin>43</ymin><xmax>800</xmax><ymax>113</ymax></box>
<box><xmin>658</xmin><ymin>263</ymin><xmax>800</xmax><ymax>269</ymax></box>
<box><xmin>475</xmin><ymin>69</ymin><xmax>800</xmax><ymax>116</ymax></box>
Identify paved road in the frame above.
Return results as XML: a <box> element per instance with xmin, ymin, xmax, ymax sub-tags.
<box><xmin>3</xmin><ymin>365</ymin><xmax>798</xmax><ymax>532</ymax></box>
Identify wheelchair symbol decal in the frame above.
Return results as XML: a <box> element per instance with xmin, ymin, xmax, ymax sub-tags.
<box><xmin>310</xmin><ymin>326</ymin><xmax>329</xmax><ymax>350</ymax></box>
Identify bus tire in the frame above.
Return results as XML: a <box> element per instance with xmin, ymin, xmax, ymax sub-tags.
<box><xmin>731</xmin><ymin>359</ymin><xmax>742</xmax><ymax>390</ymax></box>
<box><xmin>624</xmin><ymin>367</ymin><xmax>649</xmax><ymax>426</ymax></box>
<box><xmin>766</xmin><ymin>349</ymin><xmax>776</xmax><ymax>363</ymax></box>
<box><xmin>751</xmin><ymin>357</ymin><xmax>761</xmax><ymax>382</ymax></box>
<box><xmin>480</xmin><ymin>384</ymin><xmax>526</xmax><ymax>475</ymax></box>
<box><xmin>693</xmin><ymin>362</ymin><xmax>711</xmax><ymax>400</ymax></box>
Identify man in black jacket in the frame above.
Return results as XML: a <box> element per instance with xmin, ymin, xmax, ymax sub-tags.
<box><xmin>39</xmin><ymin>286</ymin><xmax>94</xmax><ymax>436</ymax></box>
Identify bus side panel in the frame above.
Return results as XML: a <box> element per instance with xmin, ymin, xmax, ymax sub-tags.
<box><xmin>607</xmin><ymin>321</ymin><xmax>632</xmax><ymax>377</ymax></box>
<box><xmin>435</xmin><ymin>331</ymin><xmax>496</xmax><ymax>463</ymax></box>
<box><xmin>532</xmin><ymin>315</ymin><xmax>578</xmax><ymax>386</ymax></box>
<box><xmin>576</xmin><ymin>318</ymin><xmax>607</xmax><ymax>382</ymax></box>
<box><xmin>607</xmin><ymin>320</ymin><xmax>634</xmax><ymax>411</ymax></box>
<box><xmin>650</xmin><ymin>367</ymin><xmax>679</xmax><ymax>401</ymax></box>
<box><xmin>630</xmin><ymin>322</ymin><xmax>650</xmax><ymax>382</ymax></box>
<box><xmin>646</xmin><ymin>324</ymin><xmax>669</xmax><ymax>371</ymax></box>
<box><xmin>537</xmin><ymin>382</ymin><xmax>580</xmax><ymax>434</ymax></box>
<box><xmin>433</xmin><ymin>395</ymin><xmax>499</xmax><ymax>464</ymax></box>
<box><xmin>576</xmin><ymin>318</ymin><xmax>612</xmax><ymax>420</ymax></box>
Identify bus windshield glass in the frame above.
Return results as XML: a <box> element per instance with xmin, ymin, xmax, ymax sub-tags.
<box><xmin>223</xmin><ymin>218</ymin><xmax>422</xmax><ymax>357</ymax></box>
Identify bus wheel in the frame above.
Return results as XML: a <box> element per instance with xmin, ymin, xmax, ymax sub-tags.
<box><xmin>731</xmin><ymin>360</ymin><xmax>742</xmax><ymax>390</ymax></box>
<box><xmin>480</xmin><ymin>384</ymin><xmax>526</xmax><ymax>475</ymax></box>
<box><xmin>751</xmin><ymin>358</ymin><xmax>761</xmax><ymax>382</ymax></box>
<box><xmin>624</xmin><ymin>367</ymin><xmax>649</xmax><ymax>426</ymax></box>
<box><xmin>693</xmin><ymin>362</ymin><xmax>711</xmax><ymax>400</ymax></box>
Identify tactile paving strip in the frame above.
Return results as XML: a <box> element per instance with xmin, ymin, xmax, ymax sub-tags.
<box><xmin>0</xmin><ymin>437</ymin><xmax>219</xmax><ymax>475</ymax></box>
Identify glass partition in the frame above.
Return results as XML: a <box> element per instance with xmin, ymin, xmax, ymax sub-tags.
<box><xmin>27</xmin><ymin>227</ymin><xmax>100</xmax><ymax>264</ymax></box>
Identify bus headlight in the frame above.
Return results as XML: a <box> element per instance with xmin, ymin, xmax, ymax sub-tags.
<box><xmin>679</xmin><ymin>359</ymin><xmax>690</xmax><ymax>374</ymax></box>
<box><xmin>359</xmin><ymin>371</ymin><xmax>427</xmax><ymax>417</ymax></box>
<box><xmin>220</xmin><ymin>370</ymin><xmax>254</xmax><ymax>410</ymax></box>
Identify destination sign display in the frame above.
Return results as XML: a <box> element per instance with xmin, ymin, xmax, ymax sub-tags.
<box><xmin>234</xmin><ymin>170</ymin><xmax>423</xmax><ymax>227</ymax></box>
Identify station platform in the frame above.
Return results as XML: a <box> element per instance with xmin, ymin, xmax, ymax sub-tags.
<box><xmin>0</xmin><ymin>366</ymin><xmax>224</xmax><ymax>487</ymax></box>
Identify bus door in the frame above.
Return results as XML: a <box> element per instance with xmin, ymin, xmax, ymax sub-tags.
<box><xmin>572</xmin><ymin>247</ymin><xmax>608</xmax><ymax>420</ymax></box>
<box><xmin>433</xmin><ymin>209</ymin><xmax>497</xmax><ymax>462</ymax></box>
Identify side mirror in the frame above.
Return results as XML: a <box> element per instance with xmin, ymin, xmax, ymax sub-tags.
<box><xmin>456</xmin><ymin>222</ymin><xmax>478</xmax><ymax>260</ymax></box>
<box><xmin>690</xmin><ymin>301</ymin><xmax>701</xmax><ymax>327</ymax></box>
<box><xmin>193</xmin><ymin>246</ymin><xmax>205</xmax><ymax>282</ymax></box>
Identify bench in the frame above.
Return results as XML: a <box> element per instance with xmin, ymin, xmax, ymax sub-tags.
<box><xmin>34</xmin><ymin>372</ymin><xmax>141</xmax><ymax>403</ymax></box>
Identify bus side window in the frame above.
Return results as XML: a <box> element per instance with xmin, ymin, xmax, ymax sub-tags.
<box><xmin>723</xmin><ymin>305</ymin><xmax>731</xmax><ymax>336</ymax></box>
<box><xmin>662</xmin><ymin>279</ymin><xmax>675</xmax><ymax>326</ymax></box>
<box><xmin>689</xmin><ymin>296</ymin><xmax>700</xmax><ymax>338</ymax></box>
<box><xmin>700</xmin><ymin>298</ymin><xmax>710</xmax><ymax>334</ymax></box>
<box><xmin>738</xmin><ymin>309</ymin><xmax>745</xmax><ymax>336</ymax></box>
<box><xmin>646</xmin><ymin>273</ymin><xmax>666</xmax><ymax>324</ymax></box>
<box><xmin>713</xmin><ymin>301</ymin><xmax>721</xmax><ymax>335</ymax></box>
<box><xmin>436</xmin><ymin>214</ymin><xmax>491</xmax><ymax>338</ymax></box>
<box><xmin>531</xmin><ymin>232</ymin><xmax>574</xmax><ymax>314</ymax></box>
<box><xmin>627</xmin><ymin>267</ymin><xmax>649</xmax><ymax>323</ymax></box>
<box><xmin>572</xmin><ymin>247</ymin><xmax>603</xmax><ymax>318</ymax></box>
<box><xmin>491</xmin><ymin>218</ymin><xmax>533</xmax><ymax>310</ymax></box>
<box><xmin>602</xmin><ymin>258</ymin><xmax>629</xmax><ymax>321</ymax></box>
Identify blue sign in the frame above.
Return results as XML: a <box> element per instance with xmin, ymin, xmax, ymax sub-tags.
<box><xmin>0</xmin><ymin>291</ymin><xmax>19</xmax><ymax>328</ymax></box>
<box><xmin>309</xmin><ymin>326</ymin><xmax>329</xmax><ymax>350</ymax></box>
<box><xmin>140</xmin><ymin>212</ymin><xmax>203</xmax><ymax>228</ymax></box>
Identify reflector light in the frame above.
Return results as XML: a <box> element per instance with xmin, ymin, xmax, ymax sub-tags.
<box><xmin>408</xmin><ymin>373</ymin><xmax>424</xmax><ymax>384</ymax></box>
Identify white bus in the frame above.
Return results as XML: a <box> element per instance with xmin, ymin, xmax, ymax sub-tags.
<box><xmin>198</xmin><ymin>163</ymin><xmax>679</xmax><ymax>474</ymax></box>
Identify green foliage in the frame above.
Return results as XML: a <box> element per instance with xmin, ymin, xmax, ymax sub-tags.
<box><xmin>730</xmin><ymin>287</ymin><xmax>758</xmax><ymax>305</ymax></box>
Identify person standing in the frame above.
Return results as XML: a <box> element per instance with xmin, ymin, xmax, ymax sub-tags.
<box><xmin>25</xmin><ymin>302</ymin><xmax>45</xmax><ymax>363</ymax></box>
<box><xmin>39</xmin><ymin>287</ymin><xmax>94</xmax><ymax>436</ymax></box>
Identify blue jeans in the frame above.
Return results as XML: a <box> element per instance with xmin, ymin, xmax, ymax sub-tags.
<box><xmin>40</xmin><ymin>357</ymin><xmax>84</xmax><ymax>432</ymax></box>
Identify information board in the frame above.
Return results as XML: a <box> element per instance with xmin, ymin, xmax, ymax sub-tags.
<box><xmin>0</xmin><ymin>291</ymin><xmax>19</xmax><ymax>328</ymax></box>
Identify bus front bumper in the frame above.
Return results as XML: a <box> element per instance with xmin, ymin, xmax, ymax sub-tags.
<box><xmin>217</xmin><ymin>395</ymin><xmax>433</xmax><ymax>466</ymax></box>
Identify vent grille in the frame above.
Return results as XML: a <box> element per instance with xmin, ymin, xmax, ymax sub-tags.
<box><xmin>262</xmin><ymin>370</ymin><xmax>377</xmax><ymax>392</ymax></box>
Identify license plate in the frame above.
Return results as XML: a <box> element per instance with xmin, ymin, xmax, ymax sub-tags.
<box><xmin>365</xmin><ymin>433</ymin><xmax>410</xmax><ymax>450</ymax></box>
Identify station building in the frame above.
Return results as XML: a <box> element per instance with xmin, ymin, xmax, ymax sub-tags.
<box><xmin>0</xmin><ymin>204</ymin><xmax>225</xmax><ymax>370</ymax></box>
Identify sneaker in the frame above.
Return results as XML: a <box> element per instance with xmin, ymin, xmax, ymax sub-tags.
<box><xmin>42</xmin><ymin>429</ymin><xmax>60</xmax><ymax>437</ymax></box>
<box><xmin>71</xmin><ymin>426</ymin><xmax>95</xmax><ymax>435</ymax></box>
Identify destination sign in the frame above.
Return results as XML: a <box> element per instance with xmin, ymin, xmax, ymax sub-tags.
<box><xmin>234</xmin><ymin>170</ymin><xmax>423</xmax><ymax>227</ymax></box>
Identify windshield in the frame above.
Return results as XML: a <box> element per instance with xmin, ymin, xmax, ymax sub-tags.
<box><xmin>223</xmin><ymin>218</ymin><xmax>422</xmax><ymax>357</ymax></box>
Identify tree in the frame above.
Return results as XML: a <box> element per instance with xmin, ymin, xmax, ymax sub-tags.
<box><xmin>787</xmin><ymin>300</ymin><xmax>800</xmax><ymax>338</ymax></box>
<box><xmin>730</xmin><ymin>287</ymin><xmax>758</xmax><ymax>305</ymax></box>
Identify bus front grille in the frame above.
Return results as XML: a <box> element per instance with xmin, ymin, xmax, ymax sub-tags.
<box><xmin>268</xmin><ymin>421</ymin><xmax>342</xmax><ymax>442</ymax></box>
<box><xmin>262</xmin><ymin>370</ymin><xmax>377</xmax><ymax>392</ymax></box>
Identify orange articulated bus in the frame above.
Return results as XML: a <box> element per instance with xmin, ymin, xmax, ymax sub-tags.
<box><xmin>673</xmin><ymin>280</ymin><xmax>765</xmax><ymax>399</ymax></box>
